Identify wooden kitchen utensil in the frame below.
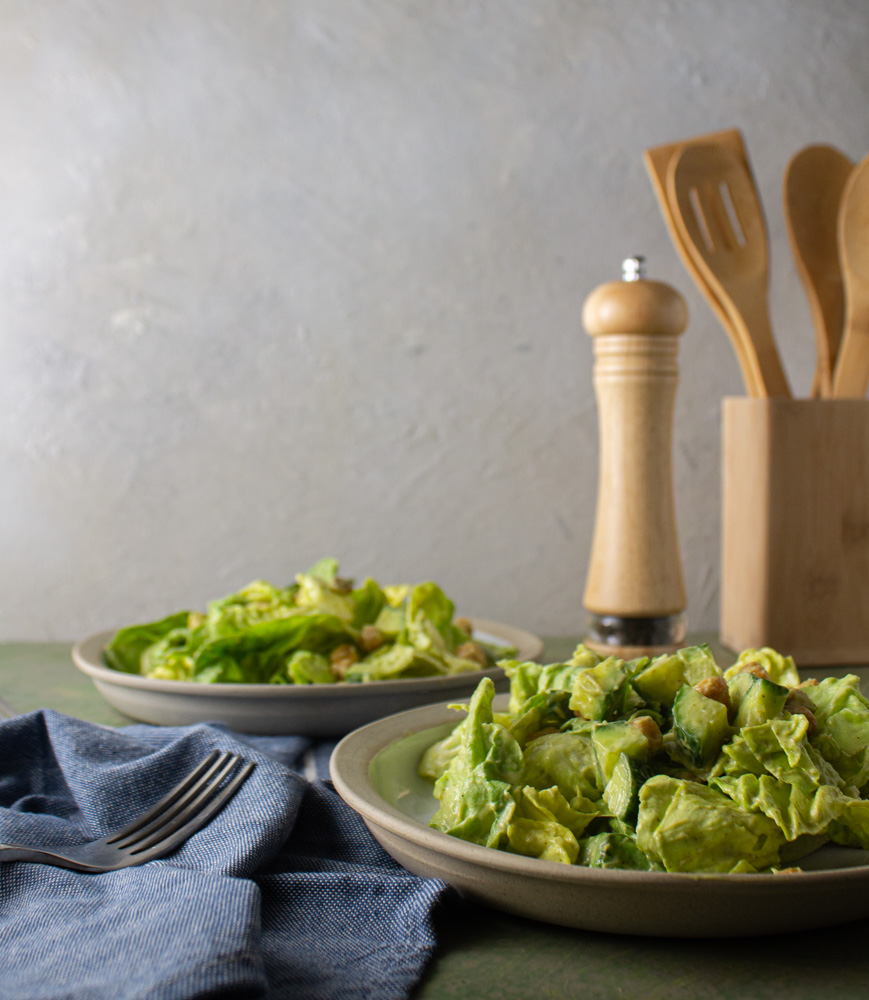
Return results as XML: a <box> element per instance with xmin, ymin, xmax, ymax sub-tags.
<box><xmin>784</xmin><ymin>144</ymin><xmax>853</xmax><ymax>398</ymax></box>
<box><xmin>582</xmin><ymin>258</ymin><xmax>688</xmax><ymax>658</ymax></box>
<box><xmin>832</xmin><ymin>152</ymin><xmax>869</xmax><ymax>398</ymax></box>
<box><xmin>643</xmin><ymin>128</ymin><xmax>761</xmax><ymax>396</ymax></box>
<box><xmin>668</xmin><ymin>142</ymin><xmax>790</xmax><ymax>398</ymax></box>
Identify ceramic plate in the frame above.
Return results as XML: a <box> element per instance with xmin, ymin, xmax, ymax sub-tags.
<box><xmin>71</xmin><ymin>620</ymin><xmax>542</xmax><ymax>737</ymax></box>
<box><xmin>330</xmin><ymin>695</ymin><xmax>869</xmax><ymax>938</ymax></box>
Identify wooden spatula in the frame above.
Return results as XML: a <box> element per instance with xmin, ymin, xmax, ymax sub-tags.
<box><xmin>832</xmin><ymin>152</ymin><xmax>869</xmax><ymax>398</ymax></box>
<box><xmin>784</xmin><ymin>144</ymin><xmax>853</xmax><ymax>397</ymax></box>
<box><xmin>667</xmin><ymin>142</ymin><xmax>791</xmax><ymax>398</ymax></box>
<box><xmin>644</xmin><ymin>130</ymin><xmax>763</xmax><ymax>394</ymax></box>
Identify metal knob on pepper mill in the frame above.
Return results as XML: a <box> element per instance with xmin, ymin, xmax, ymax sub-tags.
<box><xmin>582</xmin><ymin>256</ymin><xmax>689</xmax><ymax>659</ymax></box>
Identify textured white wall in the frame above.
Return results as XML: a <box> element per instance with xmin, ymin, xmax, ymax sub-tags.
<box><xmin>1</xmin><ymin>0</ymin><xmax>867</xmax><ymax>640</ymax></box>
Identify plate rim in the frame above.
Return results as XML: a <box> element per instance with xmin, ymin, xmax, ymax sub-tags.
<box><xmin>71</xmin><ymin>618</ymin><xmax>544</xmax><ymax>699</ymax></box>
<box><xmin>329</xmin><ymin>695</ymin><xmax>869</xmax><ymax>889</ymax></box>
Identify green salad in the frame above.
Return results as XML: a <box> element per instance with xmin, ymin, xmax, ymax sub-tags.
<box><xmin>419</xmin><ymin>642</ymin><xmax>869</xmax><ymax>873</ymax></box>
<box><xmin>104</xmin><ymin>558</ymin><xmax>514</xmax><ymax>684</ymax></box>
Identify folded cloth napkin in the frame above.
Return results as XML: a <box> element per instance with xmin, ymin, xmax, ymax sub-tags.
<box><xmin>0</xmin><ymin>709</ymin><xmax>455</xmax><ymax>1000</ymax></box>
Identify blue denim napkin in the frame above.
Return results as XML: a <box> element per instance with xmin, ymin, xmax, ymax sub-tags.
<box><xmin>0</xmin><ymin>709</ymin><xmax>454</xmax><ymax>1000</ymax></box>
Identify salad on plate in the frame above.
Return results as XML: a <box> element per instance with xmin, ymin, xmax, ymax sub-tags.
<box><xmin>103</xmin><ymin>558</ymin><xmax>515</xmax><ymax>685</ymax></box>
<box><xmin>419</xmin><ymin>642</ymin><xmax>869</xmax><ymax>874</ymax></box>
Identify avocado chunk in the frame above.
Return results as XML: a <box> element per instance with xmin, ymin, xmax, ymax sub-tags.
<box><xmin>726</xmin><ymin>669</ymin><xmax>757</xmax><ymax>714</ymax></box>
<box><xmin>592</xmin><ymin>720</ymin><xmax>651</xmax><ymax>784</ymax></box>
<box><xmin>671</xmin><ymin>684</ymin><xmax>732</xmax><ymax>768</ymax></box>
<box><xmin>603</xmin><ymin>751</ymin><xmax>650</xmax><ymax>825</ymax></box>
<box><xmin>569</xmin><ymin>656</ymin><xmax>628</xmax><ymax>721</ymax></box>
<box><xmin>580</xmin><ymin>831</ymin><xmax>654</xmax><ymax>870</ymax></box>
<box><xmin>631</xmin><ymin>644</ymin><xmax>721</xmax><ymax>707</ymax></box>
<box><xmin>734</xmin><ymin>675</ymin><xmax>790</xmax><ymax>729</ymax></box>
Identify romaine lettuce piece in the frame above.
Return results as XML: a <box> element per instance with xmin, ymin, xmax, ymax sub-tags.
<box><xmin>304</xmin><ymin>557</ymin><xmax>340</xmax><ymax>583</ymax></box>
<box><xmin>407</xmin><ymin>581</ymin><xmax>454</xmax><ymax>629</ymax></box>
<box><xmin>712</xmin><ymin>772</ymin><xmax>847</xmax><ymax>842</ymax></box>
<box><xmin>519</xmin><ymin>731</ymin><xmax>603</xmax><ymax>803</ymax></box>
<box><xmin>709</xmin><ymin>716</ymin><xmax>858</xmax><ymax>843</ymax></box>
<box><xmin>282</xmin><ymin>650</ymin><xmax>335</xmax><ymax>685</ymax></box>
<box><xmin>372</xmin><ymin>603</ymin><xmax>405</xmax><ymax>638</ymax></box>
<box><xmin>806</xmin><ymin>675</ymin><xmax>869</xmax><ymax>790</ymax></box>
<box><xmin>405</xmin><ymin>581</ymin><xmax>470</xmax><ymax>651</ymax></box>
<box><xmin>350</xmin><ymin>577</ymin><xmax>387</xmax><ymax>627</ymax></box>
<box><xmin>103</xmin><ymin>611</ymin><xmax>192</xmax><ymax>674</ymax></box>
<box><xmin>716</xmin><ymin>715</ymin><xmax>844</xmax><ymax>789</ymax></box>
<box><xmin>188</xmin><ymin>613</ymin><xmax>356</xmax><ymax>683</ymax></box>
<box><xmin>418</xmin><ymin>723</ymin><xmax>466</xmax><ymax>781</ymax></box>
<box><xmin>724</xmin><ymin>647</ymin><xmax>800</xmax><ymax>687</ymax></box>
<box><xmin>502</xmin><ymin>658</ymin><xmax>597</xmax><ymax>717</ymax></box>
<box><xmin>507</xmin><ymin>817</ymin><xmax>579</xmax><ymax>864</ymax></box>
<box><xmin>204</xmin><ymin>580</ymin><xmax>300</xmax><ymax>636</ymax></box>
<box><xmin>500</xmin><ymin>660</ymin><xmax>545</xmax><ymax>716</ymax></box>
<box><xmin>569</xmin><ymin>644</ymin><xmax>603</xmax><ymax>669</ymax></box>
<box><xmin>104</xmin><ymin>559</ymin><xmax>494</xmax><ymax>686</ymax></box>
<box><xmin>636</xmin><ymin>774</ymin><xmax>784</xmax><ymax>873</ymax></box>
<box><xmin>827</xmin><ymin>798</ymin><xmax>869</xmax><ymax>849</ymax></box>
<box><xmin>403</xmin><ymin>609</ymin><xmax>449</xmax><ymax>659</ymax></box>
<box><xmin>429</xmin><ymin>678</ymin><xmax>523</xmax><ymax>848</ymax></box>
<box><xmin>293</xmin><ymin>573</ymin><xmax>355</xmax><ymax>622</ymax></box>
<box><xmin>138</xmin><ymin>623</ymin><xmax>204</xmax><ymax>680</ymax></box>
<box><xmin>345</xmin><ymin>643</ymin><xmax>446</xmax><ymax>681</ymax></box>
<box><xmin>507</xmin><ymin>690</ymin><xmax>574</xmax><ymax>747</ymax></box>
<box><xmin>506</xmin><ymin>786</ymin><xmax>601</xmax><ymax>864</ymax></box>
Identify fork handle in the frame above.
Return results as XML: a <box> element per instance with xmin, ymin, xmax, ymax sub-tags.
<box><xmin>0</xmin><ymin>845</ymin><xmax>54</xmax><ymax>864</ymax></box>
<box><xmin>0</xmin><ymin>846</ymin><xmax>32</xmax><ymax>861</ymax></box>
<box><xmin>0</xmin><ymin>844</ymin><xmax>101</xmax><ymax>872</ymax></box>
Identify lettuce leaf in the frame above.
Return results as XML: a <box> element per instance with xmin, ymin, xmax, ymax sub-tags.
<box><xmin>806</xmin><ymin>675</ymin><xmax>869</xmax><ymax>790</ymax></box>
<box><xmin>636</xmin><ymin>774</ymin><xmax>784</xmax><ymax>873</ymax></box>
<box><xmin>519</xmin><ymin>731</ymin><xmax>603</xmax><ymax>803</ymax></box>
<box><xmin>103</xmin><ymin>611</ymin><xmax>191</xmax><ymax>674</ymax></box>
<box><xmin>724</xmin><ymin>647</ymin><xmax>800</xmax><ymax>687</ymax></box>
<box><xmin>506</xmin><ymin>786</ymin><xmax>601</xmax><ymax>864</ymax></box>
<box><xmin>429</xmin><ymin>678</ymin><xmax>522</xmax><ymax>848</ymax></box>
<box><xmin>103</xmin><ymin>560</ymin><xmax>498</xmax><ymax>684</ymax></box>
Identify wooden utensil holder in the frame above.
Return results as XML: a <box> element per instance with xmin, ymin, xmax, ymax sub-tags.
<box><xmin>721</xmin><ymin>398</ymin><xmax>869</xmax><ymax>665</ymax></box>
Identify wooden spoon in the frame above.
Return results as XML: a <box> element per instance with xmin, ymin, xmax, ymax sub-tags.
<box><xmin>644</xmin><ymin>129</ymin><xmax>762</xmax><ymax>395</ymax></box>
<box><xmin>832</xmin><ymin>152</ymin><xmax>869</xmax><ymax>398</ymax></box>
<box><xmin>784</xmin><ymin>144</ymin><xmax>853</xmax><ymax>397</ymax></box>
<box><xmin>667</xmin><ymin>142</ymin><xmax>791</xmax><ymax>398</ymax></box>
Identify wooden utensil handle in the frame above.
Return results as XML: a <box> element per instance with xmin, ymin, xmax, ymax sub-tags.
<box><xmin>582</xmin><ymin>277</ymin><xmax>688</xmax><ymax>617</ymax></box>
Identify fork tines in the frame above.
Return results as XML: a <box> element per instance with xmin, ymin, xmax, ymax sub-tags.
<box><xmin>107</xmin><ymin>750</ymin><xmax>255</xmax><ymax>859</ymax></box>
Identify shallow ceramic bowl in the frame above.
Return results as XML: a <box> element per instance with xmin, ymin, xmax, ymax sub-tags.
<box><xmin>72</xmin><ymin>620</ymin><xmax>543</xmax><ymax>737</ymax></box>
<box><xmin>330</xmin><ymin>695</ymin><xmax>869</xmax><ymax>938</ymax></box>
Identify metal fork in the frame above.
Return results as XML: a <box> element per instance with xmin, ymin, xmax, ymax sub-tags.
<box><xmin>0</xmin><ymin>749</ymin><xmax>254</xmax><ymax>872</ymax></box>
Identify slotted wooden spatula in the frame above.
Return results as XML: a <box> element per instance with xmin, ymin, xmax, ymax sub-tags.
<box><xmin>644</xmin><ymin>129</ymin><xmax>761</xmax><ymax>395</ymax></box>
<box><xmin>784</xmin><ymin>144</ymin><xmax>853</xmax><ymax>397</ymax></box>
<box><xmin>832</xmin><ymin>152</ymin><xmax>869</xmax><ymax>398</ymax></box>
<box><xmin>667</xmin><ymin>142</ymin><xmax>791</xmax><ymax>398</ymax></box>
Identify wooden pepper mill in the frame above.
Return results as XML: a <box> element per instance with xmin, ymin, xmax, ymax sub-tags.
<box><xmin>582</xmin><ymin>256</ymin><xmax>689</xmax><ymax>659</ymax></box>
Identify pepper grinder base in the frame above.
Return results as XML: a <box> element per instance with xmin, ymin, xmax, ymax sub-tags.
<box><xmin>583</xmin><ymin>613</ymin><xmax>685</xmax><ymax>661</ymax></box>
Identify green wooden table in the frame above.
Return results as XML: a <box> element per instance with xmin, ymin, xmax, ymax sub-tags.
<box><xmin>2</xmin><ymin>638</ymin><xmax>869</xmax><ymax>1000</ymax></box>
